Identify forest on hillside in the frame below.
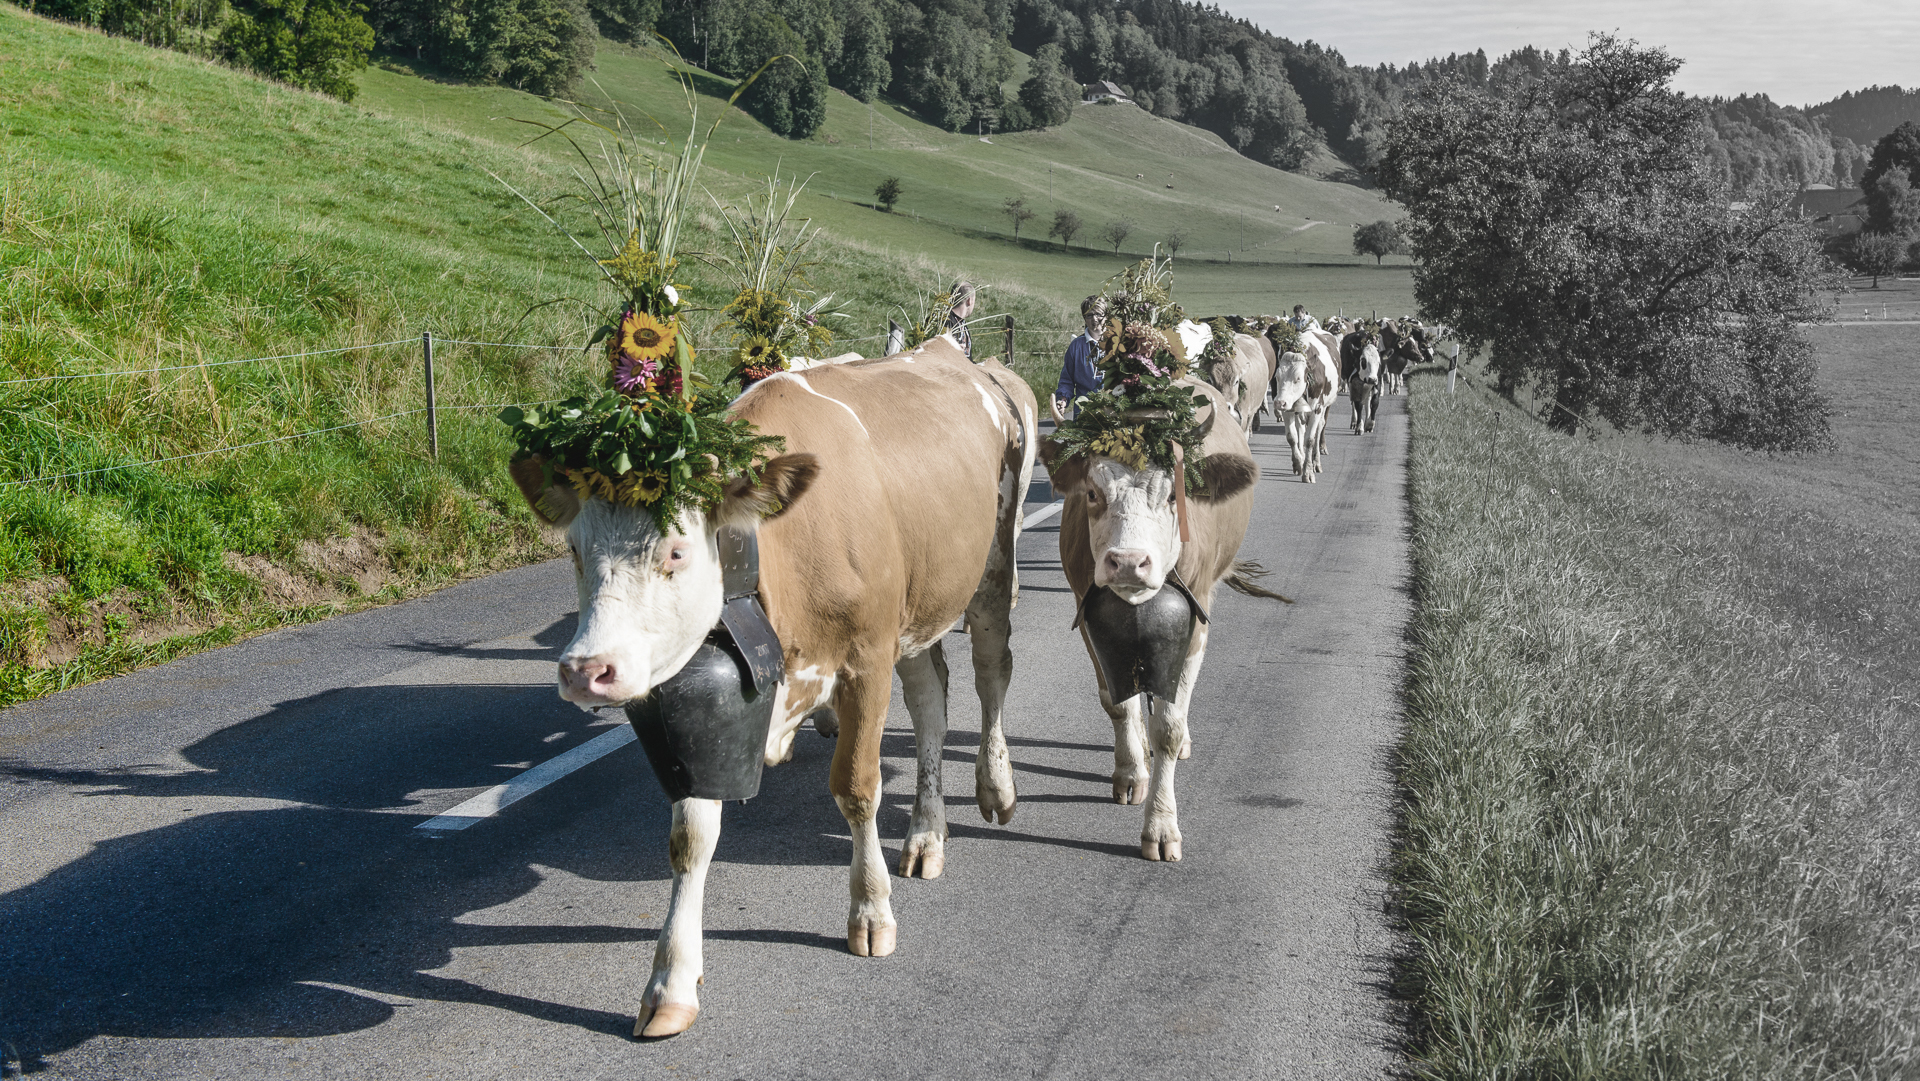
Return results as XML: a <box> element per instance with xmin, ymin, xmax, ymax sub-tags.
<box><xmin>21</xmin><ymin>0</ymin><xmax>1920</xmax><ymax>190</ymax></box>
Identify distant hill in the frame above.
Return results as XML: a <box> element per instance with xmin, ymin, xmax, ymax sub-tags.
<box><xmin>1806</xmin><ymin>86</ymin><xmax>1920</xmax><ymax>147</ymax></box>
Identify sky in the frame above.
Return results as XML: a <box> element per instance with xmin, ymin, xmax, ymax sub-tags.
<box><xmin>1227</xmin><ymin>0</ymin><xmax>1920</xmax><ymax>107</ymax></box>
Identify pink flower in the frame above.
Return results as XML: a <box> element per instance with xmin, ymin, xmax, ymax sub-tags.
<box><xmin>613</xmin><ymin>355</ymin><xmax>661</xmax><ymax>394</ymax></box>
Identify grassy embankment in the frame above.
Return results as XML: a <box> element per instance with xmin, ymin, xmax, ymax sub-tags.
<box><xmin>1398</xmin><ymin>326</ymin><xmax>1920</xmax><ymax>1076</ymax></box>
<box><xmin>0</xmin><ymin>9</ymin><xmax>1092</xmax><ymax>704</ymax></box>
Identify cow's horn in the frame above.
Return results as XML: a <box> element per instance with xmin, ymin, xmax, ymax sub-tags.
<box><xmin>1050</xmin><ymin>396</ymin><xmax>1066</xmax><ymax>424</ymax></box>
<box><xmin>1193</xmin><ymin>404</ymin><xmax>1217</xmax><ymax>442</ymax></box>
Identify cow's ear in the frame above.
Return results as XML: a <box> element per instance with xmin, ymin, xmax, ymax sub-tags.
<box><xmin>1039</xmin><ymin>439</ymin><xmax>1089</xmax><ymax>493</ymax></box>
<box><xmin>510</xmin><ymin>457</ymin><xmax>581</xmax><ymax>527</ymax></box>
<box><xmin>717</xmin><ymin>453</ymin><xmax>819</xmax><ymax>529</ymax></box>
<box><xmin>1192</xmin><ymin>452</ymin><xmax>1257</xmax><ymax>504</ymax></box>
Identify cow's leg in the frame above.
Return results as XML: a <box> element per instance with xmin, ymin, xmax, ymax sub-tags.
<box><xmin>636</xmin><ymin>797</ymin><xmax>721</xmax><ymax>1038</ymax></box>
<box><xmin>1308</xmin><ymin>408</ymin><xmax>1327</xmax><ymax>481</ymax></box>
<box><xmin>967</xmin><ymin>587</ymin><xmax>1019</xmax><ymax>825</ymax></box>
<box><xmin>896</xmin><ymin>644</ymin><xmax>950</xmax><ymax>879</ymax></box>
<box><xmin>1285</xmin><ymin>412</ymin><xmax>1303</xmax><ymax>474</ymax></box>
<box><xmin>830</xmin><ymin>671</ymin><xmax>896</xmax><ymax>957</ymax></box>
<box><xmin>1082</xmin><ymin>624</ymin><xmax>1149</xmax><ymax>805</ymax></box>
<box><xmin>1142</xmin><ymin>624</ymin><xmax>1211</xmax><ymax>862</ymax></box>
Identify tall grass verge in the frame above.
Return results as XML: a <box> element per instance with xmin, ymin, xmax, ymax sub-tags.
<box><xmin>1398</xmin><ymin>368</ymin><xmax>1920</xmax><ymax>1077</ymax></box>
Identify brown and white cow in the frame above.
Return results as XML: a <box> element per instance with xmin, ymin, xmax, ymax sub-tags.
<box><xmin>511</xmin><ymin>336</ymin><xmax>1036</xmax><ymax>1037</ymax></box>
<box><xmin>1274</xmin><ymin>346</ymin><xmax>1338</xmax><ymax>482</ymax></box>
<box><xmin>1040</xmin><ymin>380</ymin><xmax>1272</xmax><ymax>860</ymax></box>
<box><xmin>1172</xmin><ymin>321</ymin><xmax>1275</xmax><ymax>437</ymax></box>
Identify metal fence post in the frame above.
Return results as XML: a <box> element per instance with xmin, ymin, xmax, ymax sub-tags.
<box><xmin>1003</xmin><ymin>315</ymin><xmax>1015</xmax><ymax>364</ymax></box>
<box><xmin>422</xmin><ymin>331</ymin><xmax>439</xmax><ymax>460</ymax></box>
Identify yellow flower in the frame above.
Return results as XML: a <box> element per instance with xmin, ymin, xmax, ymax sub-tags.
<box><xmin>613</xmin><ymin>308</ymin><xmax>676</xmax><ymax>364</ymax></box>
<box><xmin>1089</xmin><ymin>425</ymin><xmax>1150</xmax><ymax>471</ymax></box>
<box><xmin>738</xmin><ymin>338</ymin><xmax>774</xmax><ymax>366</ymax></box>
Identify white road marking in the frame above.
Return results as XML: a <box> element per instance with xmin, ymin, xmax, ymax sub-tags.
<box><xmin>424</xmin><ymin>501</ymin><xmax>1065</xmax><ymax>831</ymax></box>
<box><xmin>415</xmin><ymin>723</ymin><xmax>635</xmax><ymax>832</ymax></box>
<box><xmin>1023</xmin><ymin>500</ymin><xmax>1064</xmax><ymax>528</ymax></box>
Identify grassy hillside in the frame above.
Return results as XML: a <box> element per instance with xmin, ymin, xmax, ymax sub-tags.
<box><xmin>355</xmin><ymin>39</ymin><xmax>1415</xmax><ymax>317</ymax></box>
<box><xmin>1397</xmin><ymin>329</ymin><xmax>1920</xmax><ymax>1075</ymax></box>
<box><xmin>0</xmin><ymin>8</ymin><xmax>1081</xmax><ymax>704</ymax></box>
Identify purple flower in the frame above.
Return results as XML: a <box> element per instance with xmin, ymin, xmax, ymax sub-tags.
<box><xmin>613</xmin><ymin>355</ymin><xmax>661</xmax><ymax>394</ymax></box>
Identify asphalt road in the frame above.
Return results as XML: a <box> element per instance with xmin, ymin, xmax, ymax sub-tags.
<box><xmin>0</xmin><ymin>397</ymin><xmax>1411</xmax><ymax>1080</ymax></box>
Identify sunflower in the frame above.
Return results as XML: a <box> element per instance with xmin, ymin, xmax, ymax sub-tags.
<box><xmin>611</xmin><ymin>308</ymin><xmax>676</xmax><ymax>366</ymax></box>
<box><xmin>737</xmin><ymin>337</ymin><xmax>775</xmax><ymax>368</ymax></box>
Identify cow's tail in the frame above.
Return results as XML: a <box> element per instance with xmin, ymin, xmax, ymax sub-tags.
<box><xmin>1225</xmin><ymin>560</ymin><xmax>1293</xmax><ymax>604</ymax></box>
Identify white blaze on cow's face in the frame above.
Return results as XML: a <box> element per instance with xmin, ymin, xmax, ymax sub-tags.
<box><xmin>556</xmin><ymin>501</ymin><xmax>724</xmax><ymax>706</ymax></box>
<box><xmin>1080</xmin><ymin>457</ymin><xmax>1180</xmax><ymax>603</ymax></box>
<box><xmin>1274</xmin><ymin>353</ymin><xmax>1310</xmax><ymax>412</ymax></box>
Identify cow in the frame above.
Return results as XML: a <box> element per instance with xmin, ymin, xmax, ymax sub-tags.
<box><xmin>1377</xmin><ymin>321</ymin><xmax>1423</xmax><ymax>395</ymax></box>
<box><xmin>1178</xmin><ymin>320</ymin><xmax>1277</xmax><ymax>437</ymax></box>
<box><xmin>1338</xmin><ymin>324</ymin><xmax>1382</xmax><ymax>434</ymax></box>
<box><xmin>1290</xmin><ymin>325</ymin><xmax>1342</xmax><ymax>462</ymax></box>
<box><xmin>509</xmin><ymin>336</ymin><xmax>1036</xmax><ymax>1037</ymax></box>
<box><xmin>1041</xmin><ymin>380</ymin><xmax>1278</xmax><ymax>861</ymax></box>
<box><xmin>1273</xmin><ymin>346</ymin><xmax>1338</xmax><ymax>482</ymax></box>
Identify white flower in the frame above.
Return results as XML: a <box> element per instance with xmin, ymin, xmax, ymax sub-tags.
<box><xmin>663</xmin><ymin>284</ymin><xmax>680</xmax><ymax>306</ymax></box>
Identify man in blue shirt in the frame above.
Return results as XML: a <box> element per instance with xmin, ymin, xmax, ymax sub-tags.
<box><xmin>1054</xmin><ymin>296</ymin><xmax>1105</xmax><ymax>417</ymax></box>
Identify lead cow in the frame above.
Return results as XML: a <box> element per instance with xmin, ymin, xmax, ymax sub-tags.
<box><xmin>512</xmin><ymin>336</ymin><xmax>1036</xmax><ymax>1036</ymax></box>
<box><xmin>1041</xmin><ymin>380</ymin><xmax>1274</xmax><ymax>860</ymax></box>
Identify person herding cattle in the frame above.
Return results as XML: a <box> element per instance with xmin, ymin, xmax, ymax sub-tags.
<box><xmin>1054</xmin><ymin>295</ymin><xmax>1104</xmax><ymax>417</ymax></box>
<box><xmin>946</xmin><ymin>279</ymin><xmax>977</xmax><ymax>360</ymax></box>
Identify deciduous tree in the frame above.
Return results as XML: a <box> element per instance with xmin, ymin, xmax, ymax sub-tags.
<box><xmin>1002</xmin><ymin>197</ymin><xmax>1035</xmax><ymax>241</ymax></box>
<box><xmin>1352</xmin><ymin>220</ymin><xmax>1407</xmax><ymax>265</ymax></box>
<box><xmin>1862</xmin><ymin>121</ymin><xmax>1920</xmax><ymax>235</ymax></box>
<box><xmin>1049</xmin><ymin>209</ymin><xmax>1082</xmax><ymax>250</ymax></box>
<box><xmin>1100</xmin><ymin>217</ymin><xmax>1134</xmax><ymax>252</ymax></box>
<box><xmin>1379</xmin><ymin>33</ymin><xmax>1837</xmax><ymax>450</ymax></box>
<box><xmin>1850</xmin><ymin>231</ymin><xmax>1909</xmax><ymax>288</ymax></box>
<box><xmin>220</xmin><ymin>0</ymin><xmax>374</xmax><ymax>101</ymax></box>
<box><xmin>874</xmin><ymin>176</ymin><xmax>902</xmax><ymax>212</ymax></box>
<box><xmin>1018</xmin><ymin>42</ymin><xmax>1077</xmax><ymax>129</ymax></box>
<box><xmin>1162</xmin><ymin>228</ymin><xmax>1186</xmax><ymax>258</ymax></box>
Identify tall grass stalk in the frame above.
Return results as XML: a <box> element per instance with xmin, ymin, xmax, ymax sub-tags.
<box><xmin>1398</xmin><ymin>369</ymin><xmax>1920</xmax><ymax>1077</ymax></box>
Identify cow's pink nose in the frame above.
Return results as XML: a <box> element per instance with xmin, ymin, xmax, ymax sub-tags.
<box><xmin>559</xmin><ymin>657</ymin><xmax>619</xmax><ymax>696</ymax></box>
<box><xmin>1103</xmin><ymin>548</ymin><xmax>1153</xmax><ymax>582</ymax></box>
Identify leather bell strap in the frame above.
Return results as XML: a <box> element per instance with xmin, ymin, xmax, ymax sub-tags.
<box><xmin>715</xmin><ymin>525</ymin><xmax>784</xmax><ymax>695</ymax></box>
<box><xmin>718</xmin><ymin>525</ymin><xmax>759</xmax><ymax>600</ymax></box>
<box><xmin>1171</xmin><ymin>442</ymin><xmax>1191</xmax><ymax>543</ymax></box>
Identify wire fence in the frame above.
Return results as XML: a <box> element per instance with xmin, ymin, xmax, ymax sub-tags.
<box><xmin>0</xmin><ymin>315</ymin><xmax>1085</xmax><ymax>491</ymax></box>
<box><xmin>0</xmin><ymin>339</ymin><xmax>420</xmax><ymax>387</ymax></box>
<box><xmin>0</xmin><ymin>334</ymin><xmax>586</xmax><ymax>491</ymax></box>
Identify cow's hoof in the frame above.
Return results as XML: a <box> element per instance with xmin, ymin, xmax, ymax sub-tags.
<box><xmin>976</xmin><ymin>765</ymin><xmax>1018</xmax><ymax>825</ymax></box>
<box><xmin>848</xmin><ymin>917</ymin><xmax>897</xmax><ymax>957</ymax></box>
<box><xmin>1113</xmin><ymin>772</ymin><xmax>1149</xmax><ymax>805</ymax></box>
<box><xmin>898</xmin><ymin>834</ymin><xmax>945</xmax><ymax>879</ymax></box>
<box><xmin>1141</xmin><ymin>837</ymin><xmax>1183</xmax><ymax>862</ymax></box>
<box><xmin>635</xmin><ymin>1000</ymin><xmax>698</xmax><ymax>1039</ymax></box>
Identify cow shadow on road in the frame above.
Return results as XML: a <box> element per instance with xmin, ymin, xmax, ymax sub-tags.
<box><xmin>0</xmin><ymin>678</ymin><xmax>876</xmax><ymax>1068</ymax></box>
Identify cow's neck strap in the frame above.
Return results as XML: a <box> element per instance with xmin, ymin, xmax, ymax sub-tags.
<box><xmin>718</xmin><ymin>525</ymin><xmax>759</xmax><ymax>600</ymax></box>
<box><xmin>715</xmin><ymin>525</ymin><xmax>784</xmax><ymax>695</ymax></box>
<box><xmin>1171</xmin><ymin>443</ymin><xmax>1191</xmax><ymax>543</ymax></box>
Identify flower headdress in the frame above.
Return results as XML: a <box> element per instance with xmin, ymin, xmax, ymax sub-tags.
<box><xmin>713</xmin><ymin>172</ymin><xmax>847</xmax><ymax>386</ymax></box>
<box><xmin>494</xmin><ymin>50</ymin><xmax>797</xmax><ymax>531</ymax></box>
<box><xmin>1048</xmin><ymin>249</ymin><xmax>1211</xmax><ymax>491</ymax></box>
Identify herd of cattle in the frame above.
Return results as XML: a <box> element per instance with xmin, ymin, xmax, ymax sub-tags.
<box><xmin>506</xmin><ymin>314</ymin><xmax>1444</xmax><ymax>1037</ymax></box>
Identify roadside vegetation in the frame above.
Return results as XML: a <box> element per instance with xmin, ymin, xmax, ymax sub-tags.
<box><xmin>1397</xmin><ymin>338</ymin><xmax>1920</xmax><ymax>1075</ymax></box>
